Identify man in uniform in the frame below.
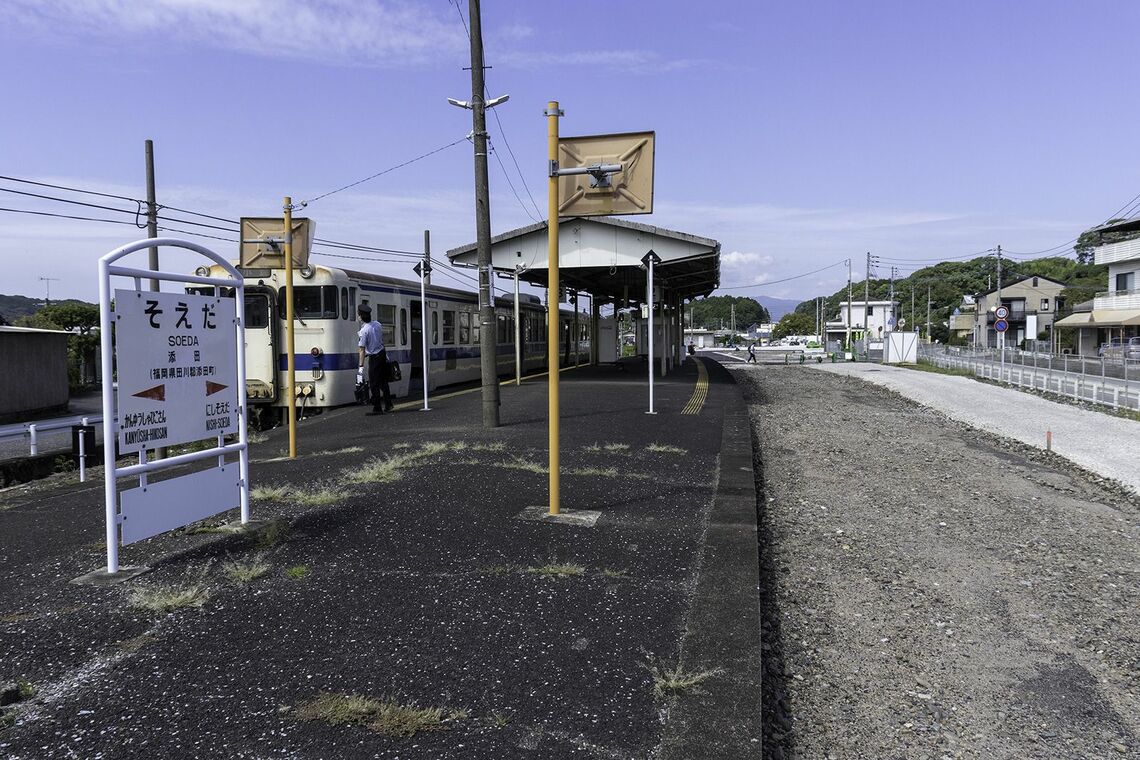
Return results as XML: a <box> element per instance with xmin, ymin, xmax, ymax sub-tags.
<box><xmin>357</xmin><ymin>304</ymin><xmax>393</xmax><ymax>415</ymax></box>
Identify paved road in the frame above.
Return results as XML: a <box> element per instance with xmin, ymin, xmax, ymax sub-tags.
<box><xmin>809</xmin><ymin>362</ymin><xmax>1140</xmax><ymax>495</ymax></box>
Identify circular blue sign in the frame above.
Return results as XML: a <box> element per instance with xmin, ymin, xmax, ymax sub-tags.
<box><xmin>995</xmin><ymin>319</ymin><xmax>1009</xmax><ymax>332</ymax></box>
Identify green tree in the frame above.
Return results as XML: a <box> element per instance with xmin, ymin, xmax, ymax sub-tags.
<box><xmin>39</xmin><ymin>302</ymin><xmax>99</xmax><ymax>333</ymax></box>
<box><xmin>690</xmin><ymin>295</ymin><xmax>769</xmax><ymax>330</ymax></box>
<box><xmin>770</xmin><ymin>311</ymin><xmax>816</xmax><ymax>341</ymax></box>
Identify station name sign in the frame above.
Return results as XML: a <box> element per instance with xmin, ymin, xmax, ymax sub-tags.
<box><xmin>114</xmin><ymin>289</ymin><xmax>239</xmax><ymax>453</ymax></box>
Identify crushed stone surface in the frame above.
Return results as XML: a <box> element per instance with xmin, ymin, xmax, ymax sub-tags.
<box><xmin>735</xmin><ymin>364</ymin><xmax>1139</xmax><ymax>760</ymax></box>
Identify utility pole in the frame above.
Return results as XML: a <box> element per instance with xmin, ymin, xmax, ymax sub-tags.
<box><xmin>845</xmin><ymin>258</ymin><xmax>853</xmax><ymax>355</ymax></box>
<box><xmin>889</xmin><ymin>266</ymin><xmax>896</xmax><ymax>331</ymax></box>
<box><xmin>467</xmin><ymin>0</ymin><xmax>498</xmax><ymax>428</ymax></box>
<box><xmin>910</xmin><ymin>284</ymin><xmax>915</xmax><ymax>329</ymax></box>
<box><xmin>864</xmin><ymin>251</ymin><xmax>872</xmax><ymax>353</ymax></box>
<box><xmin>926</xmin><ymin>284</ymin><xmax>932</xmax><ymax>343</ymax></box>
<box><xmin>145</xmin><ymin>139</ymin><xmax>159</xmax><ymax>292</ymax></box>
<box><xmin>39</xmin><ymin>276</ymin><xmax>59</xmax><ymax>305</ymax></box>
<box><xmin>995</xmin><ymin>244</ymin><xmax>1003</xmax><ymax>354</ymax></box>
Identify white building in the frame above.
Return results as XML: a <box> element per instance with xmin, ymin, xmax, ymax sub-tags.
<box><xmin>1054</xmin><ymin>219</ymin><xmax>1140</xmax><ymax>354</ymax></box>
<box><xmin>824</xmin><ymin>299</ymin><xmax>900</xmax><ymax>348</ymax></box>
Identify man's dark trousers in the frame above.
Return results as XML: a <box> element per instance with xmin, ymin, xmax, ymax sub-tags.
<box><xmin>367</xmin><ymin>350</ymin><xmax>393</xmax><ymax>412</ymax></box>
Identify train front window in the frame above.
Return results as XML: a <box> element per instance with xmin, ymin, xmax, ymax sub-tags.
<box><xmin>244</xmin><ymin>295</ymin><xmax>270</xmax><ymax>328</ymax></box>
<box><xmin>278</xmin><ymin>285</ymin><xmax>338</xmax><ymax>319</ymax></box>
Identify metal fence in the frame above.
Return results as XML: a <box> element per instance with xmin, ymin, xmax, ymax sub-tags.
<box><xmin>0</xmin><ymin>415</ymin><xmax>106</xmax><ymax>482</ymax></box>
<box><xmin>920</xmin><ymin>345</ymin><xmax>1140</xmax><ymax>412</ymax></box>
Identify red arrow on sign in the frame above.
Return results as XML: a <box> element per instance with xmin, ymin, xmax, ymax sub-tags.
<box><xmin>132</xmin><ymin>384</ymin><xmax>166</xmax><ymax>402</ymax></box>
<box><xmin>206</xmin><ymin>381</ymin><xmax>229</xmax><ymax>396</ymax></box>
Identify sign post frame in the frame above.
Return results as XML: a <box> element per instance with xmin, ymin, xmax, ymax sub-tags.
<box><xmin>98</xmin><ymin>237</ymin><xmax>249</xmax><ymax>574</ymax></box>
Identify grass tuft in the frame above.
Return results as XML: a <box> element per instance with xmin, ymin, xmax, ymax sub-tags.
<box><xmin>294</xmin><ymin>692</ymin><xmax>465</xmax><ymax>737</ymax></box>
<box><xmin>252</xmin><ymin>519</ymin><xmax>290</xmax><ymax>548</ymax></box>
<box><xmin>345</xmin><ymin>455</ymin><xmax>408</xmax><ymax>484</ymax></box>
<box><xmin>602</xmin><ymin>443</ymin><xmax>631</xmax><ymax>452</ymax></box>
<box><xmin>480</xmin><ymin>565</ymin><xmax>514</xmax><ymax>576</ymax></box>
<box><xmin>500</xmin><ymin>457</ymin><xmax>547</xmax><ymax>475</ymax></box>
<box><xmin>128</xmin><ymin>583</ymin><xmax>210</xmax><ymax>614</ymax></box>
<box><xmin>646</xmin><ymin>443</ymin><xmax>687</xmax><ymax>455</ymax></box>
<box><xmin>489</xmin><ymin>711</ymin><xmax>511</xmax><ymax>728</ymax></box>
<box><xmin>525</xmin><ymin>563</ymin><xmax>585</xmax><ymax>578</ymax></box>
<box><xmin>285</xmin><ymin>565</ymin><xmax>311</xmax><ymax>580</ymax></box>
<box><xmin>567</xmin><ymin>466</ymin><xmax>619</xmax><ymax>478</ymax></box>
<box><xmin>646</xmin><ymin>657</ymin><xmax>724</xmax><ymax>699</ymax></box>
<box><xmin>294</xmin><ymin>487</ymin><xmax>345</xmax><ymax>507</ymax></box>
<box><xmin>223</xmin><ymin>555</ymin><xmax>271</xmax><ymax>585</ymax></box>
<box><xmin>251</xmin><ymin>485</ymin><xmax>292</xmax><ymax>502</ymax></box>
<box><xmin>471</xmin><ymin>442</ymin><xmax>506</xmax><ymax>452</ymax></box>
<box><xmin>600</xmin><ymin>568</ymin><xmax>628</xmax><ymax>579</ymax></box>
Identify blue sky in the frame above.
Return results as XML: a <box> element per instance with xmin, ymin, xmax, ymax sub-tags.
<box><xmin>3</xmin><ymin>0</ymin><xmax>1139</xmax><ymax>307</ymax></box>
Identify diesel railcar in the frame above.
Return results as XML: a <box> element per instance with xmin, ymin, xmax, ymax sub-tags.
<box><xmin>188</xmin><ymin>262</ymin><xmax>591</xmax><ymax>425</ymax></box>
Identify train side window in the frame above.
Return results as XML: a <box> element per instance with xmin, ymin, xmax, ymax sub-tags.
<box><xmin>279</xmin><ymin>285</ymin><xmax>339</xmax><ymax>319</ymax></box>
<box><xmin>442</xmin><ymin>311</ymin><xmax>456</xmax><ymax>344</ymax></box>
<box><xmin>377</xmin><ymin>304</ymin><xmax>396</xmax><ymax>346</ymax></box>
<box><xmin>349</xmin><ymin>288</ymin><xmax>357</xmax><ymax>315</ymax></box>
<box><xmin>459</xmin><ymin>312</ymin><xmax>471</xmax><ymax>344</ymax></box>
<box><xmin>432</xmin><ymin>311</ymin><xmax>439</xmax><ymax>345</ymax></box>
<box><xmin>186</xmin><ymin>286</ymin><xmax>215</xmax><ymax>296</ymax></box>
<box><xmin>471</xmin><ymin>315</ymin><xmax>479</xmax><ymax>344</ymax></box>
<box><xmin>341</xmin><ymin>287</ymin><xmax>348</xmax><ymax>320</ymax></box>
<box><xmin>400</xmin><ymin>308</ymin><xmax>408</xmax><ymax>345</ymax></box>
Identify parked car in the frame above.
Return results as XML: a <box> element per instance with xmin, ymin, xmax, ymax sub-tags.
<box><xmin>1102</xmin><ymin>336</ymin><xmax>1140</xmax><ymax>361</ymax></box>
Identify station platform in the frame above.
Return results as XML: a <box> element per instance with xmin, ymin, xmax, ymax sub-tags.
<box><xmin>0</xmin><ymin>356</ymin><xmax>762</xmax><ymax>759</ymax></box>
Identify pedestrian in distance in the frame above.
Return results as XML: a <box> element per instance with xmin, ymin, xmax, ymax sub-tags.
<box><xmin>747</xmin><ymin>342</ymin><xmax>757</xmax><ymax>363</ymax></box>
<box><xmin>357</xmin><ymin>304</ymin><xmax>393</xmax><ymax>415</ymax></box>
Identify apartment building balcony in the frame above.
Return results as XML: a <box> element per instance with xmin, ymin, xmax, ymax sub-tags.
<box><xmin>1093</xmin><ymin>288</ymin><xmax>1140</xmax><ymax>310</ymax></box>
<box><xmin>1094</xmin><ymin>238</ymin><xmax>1140</xmax><ymax>266</ymax></box>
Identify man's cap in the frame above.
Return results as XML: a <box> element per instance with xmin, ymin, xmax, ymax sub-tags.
<box><xmin>358</xmin><ymin>304</ymin><xmax>372</xmax><ymax>315</ymax></box>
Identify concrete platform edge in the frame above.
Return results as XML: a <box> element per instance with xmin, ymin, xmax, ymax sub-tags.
<box><xmin>661</xmin><ymin>387</ymin><xmax>763</xmax><ymax>758</ymax></box>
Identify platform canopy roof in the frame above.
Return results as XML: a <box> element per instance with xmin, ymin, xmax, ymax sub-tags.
<box><xmin>446</xmin><ymin>216</ymin><xmax>720</xmax><ymax>306</ymax></box>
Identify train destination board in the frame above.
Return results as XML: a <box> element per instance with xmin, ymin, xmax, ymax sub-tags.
<box><xmin>114</xmin><ymin>289</ymin><xmax>239</xmax><ymax>453</ymax></box>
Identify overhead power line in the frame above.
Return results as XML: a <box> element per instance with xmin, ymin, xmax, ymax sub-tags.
<box><xmin>718</xmin><ymin>260</ymin><xmax>847</xmax><ymax>290</ymax></box>
<box><xmin>301</xmin><ymin>136</ymin><xmax>469</xmax><ymax>205</ymax></box>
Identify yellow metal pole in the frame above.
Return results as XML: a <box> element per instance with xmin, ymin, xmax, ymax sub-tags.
<box><xmin>284</xmin><ymin>197</ymin><xmax>297</xmax><ymax>458</ymax></box>
<box><xmin>547</xmin><ymin>101</ymin><xmax>561</xmax><ymax>516</ymax></box>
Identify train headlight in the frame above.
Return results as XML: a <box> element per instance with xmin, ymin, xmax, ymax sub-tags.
<box><xmin>299</xmin><ymin>265</ymin><xmax>315</xmax><ymax>279</ymax></box>
<box><xmin>310</xmin><ymin>347</ymin><xmax>323</xmax><ymax>358</ymax></box>
<box><xmin>195</xmin><ymin>266</ymin><xmax>210</xmax><ymax>277</ymax></box>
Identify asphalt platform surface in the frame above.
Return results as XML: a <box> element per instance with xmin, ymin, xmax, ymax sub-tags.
<box><xmin>0</xmin><ymin>357</ymin><xmax>762</xmax><ymax>759</ymax></box>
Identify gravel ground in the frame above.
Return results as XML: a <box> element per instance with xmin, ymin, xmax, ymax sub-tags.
<box><xmin>734</xmin><ymin>364</ymin><xmax>1139</xmax><ymax>760</ymax></box>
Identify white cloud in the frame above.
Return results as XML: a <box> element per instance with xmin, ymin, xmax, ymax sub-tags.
<box><xmin>7</xmin><ymin>0</ymin><xmax>467</xmax><ymax>66</ymax></box>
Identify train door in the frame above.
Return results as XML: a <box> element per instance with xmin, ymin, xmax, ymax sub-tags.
<box><xmin>243</xmin><ymin>285</ymin><xmax>278</xmax><ymax>403</ymax></box>
<box><xmin>410</xmin><ymin>300</ymin><xmax>425</xmax><ymax>390</ymax></box>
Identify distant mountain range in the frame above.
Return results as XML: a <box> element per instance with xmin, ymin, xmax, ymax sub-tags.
<box><xmin>0</xmin><ymin>293</ymin><xmax>93</xmax><ymax>325</ymax></box>
<box><xmin>756</xmin><ymin>296</ymin><xmax>801</xmax><ymax>322</ymax></box>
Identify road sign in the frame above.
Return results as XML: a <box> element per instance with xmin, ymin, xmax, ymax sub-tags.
<box><xmin>114</xmin><ymin>289</ymin><xmax>239</xmax><ymax>453</ymax></box>
<box><xmin>995</xmin><ymin>319</ymin><xmax>1009</xmax><ymax>333</ymax></box>
<box><xmin>995</xmin><ymin>305</ymin><xmax>1010</xmax><ymax>319</ymax></box>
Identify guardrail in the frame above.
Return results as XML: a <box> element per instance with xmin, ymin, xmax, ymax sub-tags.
<box><xmin>920</xmin><ymin>345</ymin><xmax>1140</xmax><ymax>412</ymax></box>
<box><xmin>1</xmin><ymin>415</ymin><xmax>106</xmax><ymax>482</ymax></box>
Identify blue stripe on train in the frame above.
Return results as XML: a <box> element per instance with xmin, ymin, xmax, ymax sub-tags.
<box><xmin>276</xmin><ymin>344</ymin><xmax>553</xmax><ymax>371</ymax></box>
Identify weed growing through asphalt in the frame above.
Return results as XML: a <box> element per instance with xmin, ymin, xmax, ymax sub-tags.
<box><xmin>251</xmin><ymin>485</ymin><xmax>292</xmax><ymax>502</ymax></box>
<box><xmin>567</xmin><ymin>466</ymin><xmax>619</xmax><ymax>477</ymax></box>
<box><xmin>471</xmin><ymin>442</ymin><xmax>506</xmax><ymax>452</ymax></box>
<box><xmin>285</xmin><ymin>565</ymin><xmax>311</xmax><ymax>580</ymax></box>
<box><xmin>646</xmin><ymin>443</ymin><xmax>687</xmax><ymax>455</ymax></box>
<box><xmin>128</xmin><ymin>583</ymin><xmax>210</xmax><ymax>614</ymax></box>
<box><xmin>392</xmin><ymin>442</ymin><xmax>412</xmax><ymax>450</ymax></box>
<box><xmin>584</xmin><ymin>442</ymin><xmax>602</xmax><ymax>452</ymax></box>
<box><xmin>525</xmin><ymin>563</ymin><xmax>585</xmax><ymax>578</ymax></box>
<box><xmin>645</xmin><ymin>655</ymin><xmax>724</xmax><ymax>699</ymax></box>
<box><xmin>247</xmin><ymin>431</ymin><xmax>270</xmax><ymax>444</ymax></box>
<box><xmin>480</xmin><ymin>565</ymin><xmax>514</xmax><ymax>576</ymax></box>
<box><xmin>600</xmin><ymin>568</ymin><xmax>628</xmax><ymax>579</ymax></box>
<box><xmin>252</xmin><ymin>519</ymin><xmax>290</xmax><ymax>548</ymax></box>
<box><xmin>489</xmin><ymin>711</ymin><xmax>511</xmax><ymax>727</ymax></box>
<box><xmin>293</xmin><ymin>692</ymin><xmax>465</xmax><ymax>737</ymax></box>
<box><xmin>293</xmin><ymin>487</ymin><xmax>345</xmax><ymax>507</ymax></box>
<box><xmin>603</xmin><ymin>443</ymin><xmax>631</xmax><ymax>453</ymax></box>
<box><xmin>500</xmin><ymin>457</ymin><xmax>547</xmax><ymax>475</ymax></box>
<box><xmin>117</xmin><ymin>634</ymin><xmax>156</xmax><ymax>653</ymax></box>
<box><xmin>312</xmin><ymin>446</ymin><xmax>364</xmax><ymax>457</ymax></box>
<box><xmin>223</xmin><ymin>555</ymin><xmax>271</xmax><ymax>585</ymax></box>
